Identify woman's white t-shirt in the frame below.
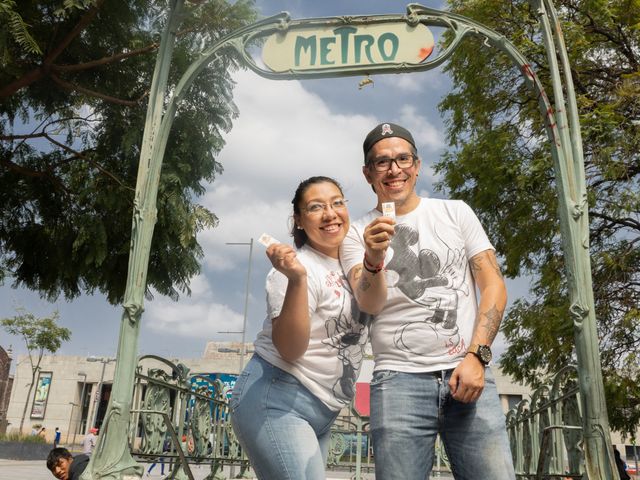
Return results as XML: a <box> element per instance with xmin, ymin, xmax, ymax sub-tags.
<box><xmin>254</xmin><ymin>244</ymin><xmax>371</xmax><ymax>411</ymax></box>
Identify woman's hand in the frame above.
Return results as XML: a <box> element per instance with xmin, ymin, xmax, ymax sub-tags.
<box><xmin>266</xmin><ymin>244</ymin><xmax>306</xmax><ymax>280</ymax></box>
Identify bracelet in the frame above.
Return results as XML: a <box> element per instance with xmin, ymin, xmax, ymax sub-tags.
<box><xmin>363</xmin><ymin>254</ymin><xmax>384</xmax><ymax>274</ymax></box>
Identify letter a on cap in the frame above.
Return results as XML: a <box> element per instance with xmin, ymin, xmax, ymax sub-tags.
<box><xmin>381</xmin><ymin>123</ymin><xmax>393</xmax><ymax>136</ymax></box>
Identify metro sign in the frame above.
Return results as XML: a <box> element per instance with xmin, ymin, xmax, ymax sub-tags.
<box><xmin>263</xmin><ymin>22</ymin><xmax>434</xmax><ymax>72</ymax></box>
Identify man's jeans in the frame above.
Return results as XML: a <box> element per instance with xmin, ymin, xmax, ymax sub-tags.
<box><xmin>230</xmin><ymin>354</ymin><xmax>338</xmax><ymax>480</ymax></box>
<box><xmin>370</xmin><ymin>368</ymin><xmax>516</xmax><ymax>480</ymax></box>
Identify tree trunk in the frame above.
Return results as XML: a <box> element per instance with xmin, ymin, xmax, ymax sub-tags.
<box><xmin>18</xmin><ymin>368</ymin><xmax>38</xmax><ymax>433</ymax></box>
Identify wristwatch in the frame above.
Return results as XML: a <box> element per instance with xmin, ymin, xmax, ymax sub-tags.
<box><xmin>467</xmin><ymin>344</ymin><xmax>492</xmax><ymax>365</ymax></box>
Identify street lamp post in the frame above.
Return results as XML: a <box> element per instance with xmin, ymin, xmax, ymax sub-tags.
<box><xmin>73</xmin><ymin>372</ymin><xmax>87</xmax><ymax>446</ymax></box>
<box><xmin>225</xmin><ymin>239</ymin><xmax>254</xmax><ymax>374</ymax></box>
<box><xmin>86</xmin><ymin>357</ymin><xmax>115</xmax><ymax>430</ymax></box>
<box><xmin>66</xmin><ymin>402</ymin><xmax>78</xmax><ymax>444</ymax></box>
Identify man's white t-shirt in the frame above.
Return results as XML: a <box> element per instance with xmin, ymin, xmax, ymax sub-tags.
<box><xmin>254</xmin><ymin>244</ymin><xmax>371</xmax><ymax>411</ymax></box>
<box><xmin>340</xmin><ymin>198</ymin><xmax>493</xmax><ymax>373</ymax></box>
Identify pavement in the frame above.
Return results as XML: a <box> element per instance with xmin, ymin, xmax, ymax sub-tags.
<box><xmin>0</xmin><ymin>458</ymin><xmax>458</xmax><ymax>479</ymax></box>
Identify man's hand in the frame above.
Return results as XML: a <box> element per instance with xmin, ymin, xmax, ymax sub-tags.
<box><xmin>448</xmin><ymin>354</ymin><xmax>485</xmax><ymax>403</ymax></box>
<box><xmin>363</xmin><ymin>216</ymin><xmax>395</xmax><ymax>265</ymax></box>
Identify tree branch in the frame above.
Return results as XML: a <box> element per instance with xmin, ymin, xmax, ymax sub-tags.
<box><xmin>0</xmin><ymin>0</ymin><xmax>105</xmax><ymax>99</ymax></box>
<box><xmin>3</xmin><ymin>115</ymin><xmax>133</xmax><ymax>191</ymax></box>
<box><xmin>51</xmin><ymin>43</ymin><xmax>159</xmax><ymax>72</ymax></box>
<box><xmin>1</xmin><ymin>156</ymin><xmax>51</xmax><ymax>179</ymax></box>
<box><xmin>50</xmin><ymin>73</ymin><xmax>147</xmax><ymax>106</ymax></box>
<box><xmin>43</xmin><ymin>134</ymin><xmax>135</xmax><ymax>192</ymax></box>
<box><xmin>590</xmin><ymin>210</ymin><xmax>640</xmax><ymax>232</ymax></box>
<box><xmin>0</xmin><ymin>132</ymin><xmax>48</xmax><ymax>141</ymax></box>
<box><xmin>43</xmin><ymin>0</ymin><xmax>106</xmax><ymax>66</ymax></box>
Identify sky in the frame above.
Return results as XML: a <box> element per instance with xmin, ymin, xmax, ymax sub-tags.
<box><xmin>0</xmin><ymin>0</ymin><xmax>532</xmax><ymax>365</ymax></box>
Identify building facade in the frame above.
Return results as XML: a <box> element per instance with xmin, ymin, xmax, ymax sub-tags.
<box><xmin>0</xmin><ymin>345</ymin><xmax>13</xmax><ymax>434</ymax></box>
<box><xmin>4</xmin><ymin>341</ymin><xmax>639</xmax><ymax>472</ymax></box>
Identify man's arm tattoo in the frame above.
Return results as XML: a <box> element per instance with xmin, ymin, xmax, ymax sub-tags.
<box><xmin>480</xmin><ymin>304</ymin><xmax>504</xmax><ymax>344</ymax></box>
<box><xmin>354</xmin><ymin>265</ymin><xmax>371</xmax><ymax>291</ymax></box>
<box><xmin>488</xmin><ymin>254</ymin><xmax>503</xmax><ymax>278</ymax></box>
<box><xmin>469</xmin><ymin>256</ymin><xmax>482</xmax><ymax>274</ymax></box>
<box><xmin>469</xmin><ymin>252</ymin><xmax>503</xmax><ymax>279</ymax></box>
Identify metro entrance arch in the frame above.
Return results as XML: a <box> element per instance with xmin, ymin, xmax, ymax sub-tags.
<box><xmin>81</xmin><ymin>2</ymin><xmax>619</xmax><ymax>479</ymax></box>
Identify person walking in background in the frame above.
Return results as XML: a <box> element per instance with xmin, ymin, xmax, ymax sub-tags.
<box><xmin>53</xmin><ymin>427</ymin><xmax>61</xmax><ymax>448</ymax></box>
<box><xmin>341</xmin><ymin>123</ymin><xmax>515</xmax><ymax>480</ymax></box>
<box><xmin>47</xmin><ymin>447</ymin><xmax>90</xmax><ymax>480</ymax></box>
<box><xmin>82</xmin><ymin>427</ymin><xmax>98</xmax><ymax>454</ymax></box>
<box><xmin>146</xmin><ymin>437</ymin><xmax>171</xmax><ymax>476</ymax></box>
<box><xmin>231</xmin><ymin>176</ymin><xmax>370</xmax><ymax>480</ymax></box>
<box><xmin>614</xmin><ymin>446</ymin><xmax>631</xmax><ymax>480</ymax></box>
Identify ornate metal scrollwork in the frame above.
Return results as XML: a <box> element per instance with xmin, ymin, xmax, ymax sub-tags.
<box><xmin>327</xmin><ymin>432</ymin><xmax>347</xmax><ymax>465</ymax></box>
<box><xmin>189</xmin><ymin>386</ymin><xmax>213</xmax><ymax>458</ymax></box>
<box><xmin>141</xmin><ymin>368</ymin><xmax>171</xmax><ymax>455</ymax></box>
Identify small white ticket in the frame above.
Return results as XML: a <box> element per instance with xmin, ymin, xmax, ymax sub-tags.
<box><xmin>258</xmin><ymin>233</ymin><xmax>279</xmax><ymax>247</ymax></box>
<box><xmin>382</xmin><ymin>202</ymin><xmax>396</xmax><ymax>219</ymax></box>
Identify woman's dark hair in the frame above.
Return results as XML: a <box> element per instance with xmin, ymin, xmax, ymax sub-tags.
<box><xmin>291</xmin><ymin>176</ymin><xmax>344</xmax><ymax>248</ymax></box>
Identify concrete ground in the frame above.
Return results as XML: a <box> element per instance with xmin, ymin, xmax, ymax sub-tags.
<box><xmin>0</xmin><ymin>458</ymin><xmax>459</xmax><ymax>479</ymax></box>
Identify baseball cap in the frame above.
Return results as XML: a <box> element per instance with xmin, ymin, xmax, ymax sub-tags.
<box><xmin>362</xmin><ymin>122</ymin><xmax>416</xmax><ymax>161</ymax></box>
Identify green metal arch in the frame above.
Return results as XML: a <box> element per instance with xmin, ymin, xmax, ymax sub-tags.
<box><xmin>82</xmin><ymin>2</ymin><xmax>617</xmax><ymax>479</ymax></box>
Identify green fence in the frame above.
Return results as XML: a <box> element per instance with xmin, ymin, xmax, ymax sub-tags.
<box><xmin>127</xmin><ymin>355</ymin><xmax>384</xmax><ymax>479</ymax></box>
<box><xmin>507</xmin><ymin>365</ymin><xmax>585</xmax><ymax>479</ymax></box>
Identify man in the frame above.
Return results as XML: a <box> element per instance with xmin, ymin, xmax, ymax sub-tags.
<box><xmin>340</xmin><ymin>123</ymin><xmax>515</xmax><ymax>479</ymax></box>
<box><xmin>82</xmin><ymin>427</ymin><xmax>98</xmax><ymax>454</ymax></box>
<box><xmin>47</xmin><ymin>447</ymin><xmax>90</xmax><ymax>480</ymax></box>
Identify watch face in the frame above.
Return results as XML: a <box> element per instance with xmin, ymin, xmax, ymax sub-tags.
<box><xmin>478</xmin><ymin>345</ymin><xmax>492</xmax><ymax>364</ymax></box>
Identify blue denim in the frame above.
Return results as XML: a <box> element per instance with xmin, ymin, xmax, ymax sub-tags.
<box><xmin>230</xmin><ymin>354</ymin><xmax>338</xmax><ymax>480</ymax></box>
<box><xmin>370</xmin><ymin>368</ymin><xmax>515</xmax><ymax>480</ymax></box>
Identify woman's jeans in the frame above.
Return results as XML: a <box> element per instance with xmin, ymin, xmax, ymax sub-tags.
<box><xmin>370</xmin><ymin>368</ymin><xmax>516</xmax><ymax>480</ymax></box>
<box><xmin>230</xmin><ymin>354</ymin><xmax>338</xmax><ymax>480</ymax></box>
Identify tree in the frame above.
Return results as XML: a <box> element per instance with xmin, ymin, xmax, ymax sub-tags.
<box><xmin>438</xmin><ymin>0</ymin><xmax>640</xmax><ymax>436</ymax></box>
<box><xmin>0</xmin><ymin>0</ymin><xmax>257</xmax><ymax>303</ymax></box>
<box><xmin>1</xmin><ymin>309</ymin><xmax>71</xmax><ymax>432</ymax></box>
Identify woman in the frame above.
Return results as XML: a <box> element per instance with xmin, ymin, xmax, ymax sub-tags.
<box><xmin>230</xmin><ymin>176</ymin><xmax>370</xmax><ymax>480</ymax></box>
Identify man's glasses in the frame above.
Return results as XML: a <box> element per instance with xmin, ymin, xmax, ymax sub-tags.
<box><xmin>302</xmin><ymin>199</ymin><xmax>349</xmax><ymax>215</ymax></box>
<box><xmin>369</xmin><ymin>153</ymin><xmax>416</xmax><ymax>172</ymax></box>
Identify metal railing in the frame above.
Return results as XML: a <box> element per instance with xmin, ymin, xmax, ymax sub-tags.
<box><xmin>507</xmin><ymin>365</ymin><xmax>585</xmax><ymax>479</ymax></box>
<box><xmin>127</xmin><ymin>355</ymin><xmax>381</xmax><ymax>479</ymax></box>
<box><xmin>130</xmin><ymin>356</ymin><xmax>599</xmax><ymax>480</ymax></box>
<box><xmin>128</xmin><ymin>355</ymin><xmax>249</xmax><ymax>479</ymax></box>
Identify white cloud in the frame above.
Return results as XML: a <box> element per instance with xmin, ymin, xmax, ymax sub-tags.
<box><xmin>145</xmin><ymin>275</ymin><xmax>245</xmax><ymax>338</ymax></box>
<box><xmin>163</xmin><ymin>70</ymin><xmax>391</xmax><ymax>338</ymax></box>
<box><xmin>377</xmin><ymin>73</ymin><xmax>423</xmax><ymax>92</ymax></box>
<box><xmin>218</xmin><ymin>70</ymin><xmax>375</xmax><ymax>194</ymax></box>
<box><xmin>197</xmin><ymin>70</ymin><xmax>384</xmax><ymax>273</ymax></box>
<box><xmin>398</xmin><ymin>104</ymin><xmax>445</xmax><ymax>152</ymax></box>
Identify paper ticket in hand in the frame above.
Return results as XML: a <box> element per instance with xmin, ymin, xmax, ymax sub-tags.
<box><xmin>382</xmin><ymin>202</ymin><xmax>396</xmax><ymax>219</ymax></box>
<box><xmin>258</xmin><ymin>233</ymin><xmax>279</xmax><ymax>247</ymax></box>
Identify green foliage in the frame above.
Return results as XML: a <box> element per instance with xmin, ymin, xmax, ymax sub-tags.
<box><xmin>0</xmin><ymin>0</ymin><xmax>43</xmax><ymax>64</ymax></box>
<box><xmin>440</xmin><ymin>0</ymin><xmax>640</xmax><ymax>436</ymax></box>
<box><xmin>1</xmin><ymin>309</ymin><xmax>71</xmax><ymax>354</ymax></box>
<box><xmin>0</xmin><ymin>0</ymin><xmax>257</xmax><ymax>303</ymax></box>
<box><xmin>0</xmin><ymin>431</ymin><xmax>47</xmax><ymax>443</ymax></box>
<box><xmin>1</xmin><ymin>308</ymin><xmax>72</xmax><ymax>431</ymax></box>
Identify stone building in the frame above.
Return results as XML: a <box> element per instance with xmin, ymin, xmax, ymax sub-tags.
<box><xmin>4</xmin><ymin>341</ymin><xmax>639</xmax><ymax>471</ymax></box>
<box><xmin>0</xmin><ymin>345</ymin><xmax>13</xmax><ymax>434</ymax></box>
<box><xmin>4</xmin><ymin>342</ymin><xmax>249</xmax><ymax>445</ymax></box>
